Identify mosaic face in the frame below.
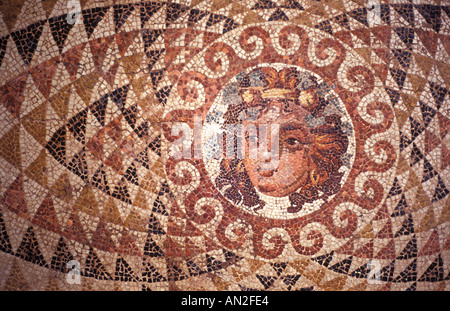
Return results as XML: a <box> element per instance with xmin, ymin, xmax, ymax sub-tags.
<box><xmin>163</xmin><ymin>22</ymin><xmax>402</xmax><ymax>264</ymax></box>
<box><xmin>243</xmin><ymin>103</ymin><xmax>313</xmax><ymax>198</ymax></box>
<box><xmin>0</xmin><ymin>0</ymin><xmax>449</xmax><ymax>292</ymax></box>
<box><xmin>204</xmin><ymin>65</ymin><xmax>353</xmax><ymax>217</ymax></box>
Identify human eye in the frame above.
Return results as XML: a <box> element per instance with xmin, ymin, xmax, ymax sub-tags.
<box><xmin>285</xmin><ymin>137</ymin><xmax>301</xmax><ymax>146</ymax></box>
<box><xmin>283</xmin><ymin>135</ymin><xmax>309</xmax><ymax>150</ymax></box>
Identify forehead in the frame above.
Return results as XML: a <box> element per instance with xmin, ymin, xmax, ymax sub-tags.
<box><xmin>252</xmin><ymin>97</ymin><xmax>310</xmax><ymax>116</ymax></box>
<box><xmin>245</xmin><ymin>105</ymin><xmax>310</xmax><ymax>128</ymax></box>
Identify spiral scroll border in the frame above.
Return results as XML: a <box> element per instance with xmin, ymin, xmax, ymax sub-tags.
<box><xmin>161</xmin><ymin>22</ymin><xmax>400</xmax><ymax>261</ymax></box>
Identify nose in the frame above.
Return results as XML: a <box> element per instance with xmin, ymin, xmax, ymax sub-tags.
<box><xmin>258</xmin><ymin>151</ymin><xmax>277</xmax><ymax>172</ymax></box>
<box><xmin>260</xmin><ymin>151</ymin><xmax>273</xmax><ymax>163</ymax></box>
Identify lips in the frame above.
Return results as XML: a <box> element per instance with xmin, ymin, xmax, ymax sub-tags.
<box><xmin>258</xmin><ymin>169</ymin><xmax>275</xmax><ymax>177</ymax></box>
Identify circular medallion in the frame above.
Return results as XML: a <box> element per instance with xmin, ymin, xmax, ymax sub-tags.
<box><xmin>162</xmin><ymin>22</ymin><xmax>399</xmax><ymax>261</ymax></box>
<box><xmin>202</xmin><ymin>63</ymin><xmax>356</xmax><ymax>220</ymax></box>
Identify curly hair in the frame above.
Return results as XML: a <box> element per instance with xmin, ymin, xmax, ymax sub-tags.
<box><xmin>215</xmin><ymin>66</ymin><xmax>349</xmax><ymax>213</ymax></box>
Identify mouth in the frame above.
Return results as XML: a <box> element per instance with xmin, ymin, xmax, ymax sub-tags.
<box><xmin>258</xmin><ymin>168</ymin><xmax>277</xmax><ymax>178</ymax></box>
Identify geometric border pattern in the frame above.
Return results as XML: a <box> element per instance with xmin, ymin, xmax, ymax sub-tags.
<box><xmin>0</xmin><ymin>0</ymin><xmax>448</xmax><ymax>291</ymax></box>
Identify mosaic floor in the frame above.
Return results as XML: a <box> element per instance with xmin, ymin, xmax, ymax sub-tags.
<box><xmin>0</xmin><ymin>0</ymin><xmax>449</xmax><ymax>291</ymax></box>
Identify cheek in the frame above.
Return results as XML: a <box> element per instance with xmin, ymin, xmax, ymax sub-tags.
<box><xmin>243</xmin><ymin>157</ymin><xmax>257</xmax><ymax>175</ymax></box>
<box><xmin>279</xmin><ymin>148</ymin><xmax>308</xmax><ymax>170</ymax></box>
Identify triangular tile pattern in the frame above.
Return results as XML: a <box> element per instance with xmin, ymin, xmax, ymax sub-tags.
<box><xmin>0</xmin><ymin>1</ymin><xmax>448</xmax><ymax>291</ymax></box>
<box><xmin>83</xmin><ymin>247</ymin><xmax>112</xmax><ymax>280</ymax></box>
<box><xmin>50</xmin><ymin>237</ymin><xmax>74</xmax><ymax>273</ymax></box>
<box><xmin>0</xmin><ymin>212</ymin><xmax>13</xmax><ymax>255</ymax></box>
<box><xmin>114</xmin><ymin>257</ymin><xmax>141</xmax><ymax>282</ymax></box>
<box><xmin>11</xmin><ymin>20</ymin><xmax>46</xmax><ymax>65</ymax></box>
<box><xmin>113</xmin><ymin>3</ymin><xmax>136</xmax><ymax>33</ymax></box>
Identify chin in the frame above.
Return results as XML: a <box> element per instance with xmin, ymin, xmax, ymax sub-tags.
<box><xmin>256</xmin><ymin>183</ymin><xmax>290</xmax><ymax>197</ymax></box>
